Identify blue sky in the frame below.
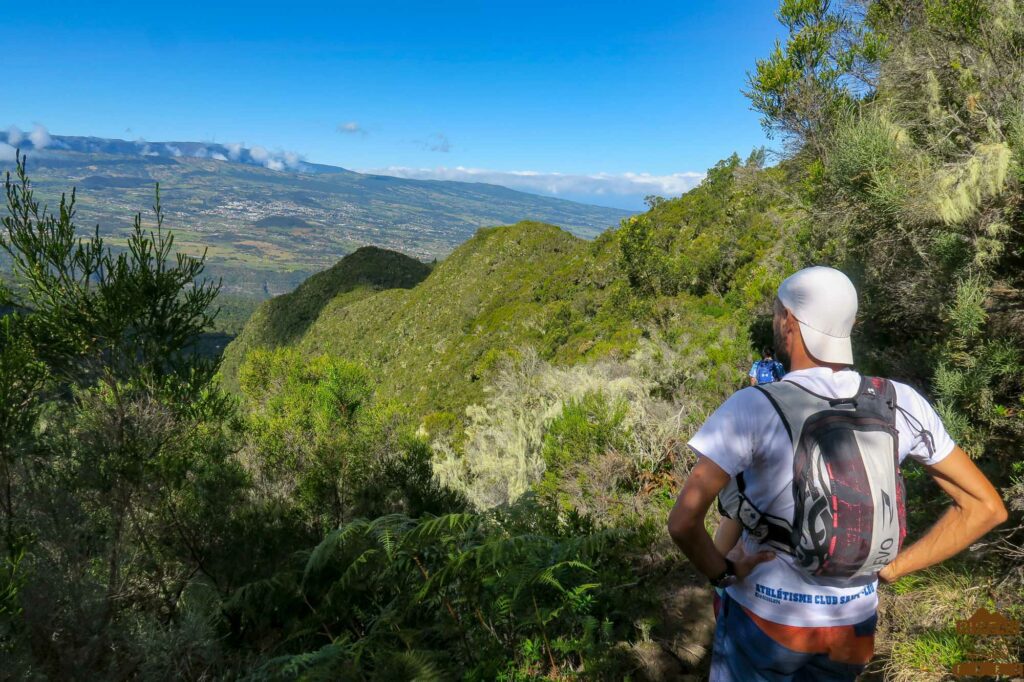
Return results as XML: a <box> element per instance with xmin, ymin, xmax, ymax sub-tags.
<box><xmin>2</xmin><ymin>1</ymin><xmax>786</xmax><ymax>209</ymax></box>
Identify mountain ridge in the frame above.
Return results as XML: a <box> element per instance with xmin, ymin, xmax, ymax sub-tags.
<box><xmin>1</xmin><ymin>132</ymin><xmax>636</xmax><ymax>206</ymax></box>
<box><xmin>0</xmin><ymin>133</ymin><xmax>633</xmax><ymax>298</ymax></box>
<box><xmin>219</xmin><ymin>220</ymin><xmax>639</xmax><ymax>413</ymax></box>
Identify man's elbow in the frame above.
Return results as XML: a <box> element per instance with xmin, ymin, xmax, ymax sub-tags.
<box><xmin>986</xmin><ymin>495</ymin><xmax>1009</xmax><ymax>528</ymax></box>
<box><xmin>969</xmin><ymin>493</ymin><xmax>1009</xmax><ymax>531</ymax></box>
<box><xmin>667</xmin><ymin>511</ymin><xmax>699</xmax><ymax>544</ymax></box>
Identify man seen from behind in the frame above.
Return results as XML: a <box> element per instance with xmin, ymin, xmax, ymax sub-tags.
<box><xmin>667</xmin><ymin>266</ymin><xmax>1007</xmax><ymax>681</ymax></box>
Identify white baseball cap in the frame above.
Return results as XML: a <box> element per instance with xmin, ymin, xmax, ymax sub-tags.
<box><xmin>777</xmin><ymin>266</ymin><xmax>858</xmax><ymax>365</ymax></box>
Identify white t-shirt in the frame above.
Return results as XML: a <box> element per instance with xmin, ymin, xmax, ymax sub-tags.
<box><xmin>688</xmin><ymin>367</ymin><xmax>955</xmax><ymax>627</ymax></box>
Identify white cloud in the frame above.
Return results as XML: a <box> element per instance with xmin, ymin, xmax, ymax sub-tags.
<box><xmin>7</xmin><ymin>126</ymin><xmax>23</xmax><ymax>146</ymax></box>
<box><xmin>361</xmin><ymin>166</ymin><xmax>705</xmax><ymax>209</ymax></box>
<box><xmin>114</xmin><ymin>138</ymin><xmax>302</xmax><ymax>171</ymax></box>
<box><xmin>338</xmin><ymin>121</ymin><xmax>366</xmax><ymax>135</ymax></box>
<box><xmin>28</xmin><ymin>124</ymin><xmax>51</xmax><ymax>149</ymax></box>
<box><xmin>245</xmin><ymin>144</ymin><xmax>304</xmax><ymax>171</ymax></box>
<box><xmin>249</xmin><ymin>145</ymin><xmax>269</xmax><ymax>162</ymax></box>
<box><xmin>0</xmin><ymin>142</ymin><xmax>16</xmax><ymax>162</ymax></box>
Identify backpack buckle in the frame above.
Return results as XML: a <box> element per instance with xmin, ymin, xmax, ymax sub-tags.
<box><xmin>737</xmin><ymin>498</ymin><xmax>764</xmax><ymax>533</ymax></box>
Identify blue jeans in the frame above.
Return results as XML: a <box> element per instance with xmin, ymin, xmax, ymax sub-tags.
<box><xmin>710</xmin><ymin>593</ymin><xmax>876</xmax><ymax>681</ymax></box>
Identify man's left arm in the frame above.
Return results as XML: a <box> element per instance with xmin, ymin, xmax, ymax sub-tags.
<box><xmin>668</xmin><ymin>457</ymin><xmax>775</xmax><ymax>580</ymax></box>
<box><xmin>879</xmin><ymin>446</ymin><xmax>1007</xmax><ymax>583</ymax></box>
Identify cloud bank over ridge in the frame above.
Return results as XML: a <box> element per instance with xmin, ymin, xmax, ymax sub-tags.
<box><xmin>361</xmin><ymin>166</ymin><xmax>705</xmax><ymax>210</ymax></box>
<box><xmin>1</xmin><ymin>123</ymin><xmax>306</xmax><ymax>173</ymax></box>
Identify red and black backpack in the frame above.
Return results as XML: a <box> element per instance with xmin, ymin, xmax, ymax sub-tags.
<box><xmin>719</xmin><ymin>376</ymin><xmax>917</xmax><ymax>581</ymax></box>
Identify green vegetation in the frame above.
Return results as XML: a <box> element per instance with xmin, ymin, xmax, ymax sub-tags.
<box><xmin>232</xmin><ymin>504</ymin><xmax>654</xmax><ymax>681</ymax></box>
<box><xmin>236</xmin><ymin>346</ymin><xmax>461</xmax><ymax>529</ymax></box>
<box><xmin>0</xmin><ymin>155</ymin><xmax>243</xmax><ymax>677</ymax></box>
<box><xmin>1</xmin><ymin>1</ymin><xmax>1022</xmax><ymax>679</ymax></box>
<box><xmin>219</xmin><ymin>247</ymin><xmax>432</xmax><ymax>391</ymax></box>
<box><xmin>222</xmin><ymin>221</ymin><xmax>646</xmax><ymax>417</ymax></box>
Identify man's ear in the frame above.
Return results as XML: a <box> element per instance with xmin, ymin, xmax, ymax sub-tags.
<box><xmin>784</xmin><ymin>309</ymin><xmax>802</xmax><ymax>353</ymax></box>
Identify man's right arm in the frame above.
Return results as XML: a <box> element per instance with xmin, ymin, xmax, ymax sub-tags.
<box><xmin>671</xmin><ymin>388</ymin><xmax>778</xmax><ymax>580</ymax></box>
<box><xmin>668</xmin><ymin>457</ymin><xmax>775</xmax><ymax>581</ymax></box>
<box><xmin>879</xmin><ymin>446</ymin><xmax>1007</xmax><ymax>583</ymax></box>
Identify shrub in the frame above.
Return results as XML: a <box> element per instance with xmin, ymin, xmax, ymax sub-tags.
<box><xmin>231</xmin><ymin>499</ymin><xmax>654</xmax><ymax>681</ymax></box>
<box><xmin>0</xmin><ymin>155</ymin><xmax>245</xmax><ymax>678</ymax></box>
<box><xmin>239</xmin><ymin>347</ymin><xmax>462</xmax><ymax>529</ymax></box>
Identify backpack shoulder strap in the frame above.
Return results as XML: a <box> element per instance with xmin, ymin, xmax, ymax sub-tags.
<box><xmin>739</xmin><ymin>383</ymin><xmax>831</xmax><ymax>554</ymax></box>
<box><xmin>754</xmin><ymin>380</ymin><xmax>832</xmax><ymax>446</ymax></box>
<box><xmin>753</xmin><ymin>383</ymin><xmax>792</xmax><ymax>440</ymax></box>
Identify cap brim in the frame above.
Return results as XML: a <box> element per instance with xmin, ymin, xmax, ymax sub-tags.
<box><xmin>797</xmin><ymin>320</ymin><xmax>853</xmax><ymax>365</ymax></box>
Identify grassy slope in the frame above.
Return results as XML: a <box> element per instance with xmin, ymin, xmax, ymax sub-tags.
<box><xmin>220</xmin><ymin>162</ymin><xmax>803</xmax><ymax>419</ymax></box>
<box><xmin>219</xmin><ymin>246</ymin><xmax>433</xmax><ymax>391</ymax></box>
<box><xmin>222</xmin><ymin>221</ymin><xmax>641</xmax><ymax>416</ymax></box>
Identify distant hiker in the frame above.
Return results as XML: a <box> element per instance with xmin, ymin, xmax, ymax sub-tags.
<box><xmin>667</xmin><ymin>266</ymin><xmax>1007</xmax><ymax>682</ymax></box>
<box><xmin>749</xmin><ymin>347</ymin><xmax>785</xmax><ymax>386</ymax></box>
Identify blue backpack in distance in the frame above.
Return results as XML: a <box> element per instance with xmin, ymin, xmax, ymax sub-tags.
<box><xmin>755</xmin><ymin>359</ymin><xmax>785</xmax><ymax>385</ymax></box>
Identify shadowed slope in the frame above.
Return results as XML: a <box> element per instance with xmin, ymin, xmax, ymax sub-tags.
<box><xmin>219</xmin><ymin>246</ymin><xmax>432</xmax><ymax>390</ymax></box>
<box><xmin>221</xmin><ymin>221</ymin><xmax>640</xmax><ymax>415</ymax></box>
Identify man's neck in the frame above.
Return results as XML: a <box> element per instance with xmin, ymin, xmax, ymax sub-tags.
<box><xmin>788</xmin><ymin>339</ymin><xmax>851</xmax><ymax>373</ymax></box>
<box><xmin>788</xmin><ymin>357</ymin><xmax>851</xmax><ymax>372</ymax></box>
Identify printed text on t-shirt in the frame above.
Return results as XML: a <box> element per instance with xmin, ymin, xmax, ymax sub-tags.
<box><xmin>754</xmin><ymin>582</ymin><xmax>876</xmax><ymax>607</ymax></box>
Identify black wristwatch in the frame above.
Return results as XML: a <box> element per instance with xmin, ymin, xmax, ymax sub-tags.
<box><xmin>709</xmin><ymin>557</ymin><xmax>737</xmax><ymax>588</ymax></box>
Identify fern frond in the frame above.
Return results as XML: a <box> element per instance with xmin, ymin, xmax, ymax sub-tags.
<box><xmin>304</xmin><ymin>519</ymin><xmax>374</xmax><ymax>583</ymax></box>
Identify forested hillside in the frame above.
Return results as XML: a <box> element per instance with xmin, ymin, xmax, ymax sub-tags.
<box><xmin>222</xmin><ymin>221</ymin><xmax>644</xmax><ymax>414</ymax></box>
<box><xmin>2</xmin><ymin>0</ymin><xmax>1022</xmax><ymax>679</ymax></box>
<box><xmin>217</xmin><ymin>246</ymin><xmax>434</xmax><ymax>393</ymax></box>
